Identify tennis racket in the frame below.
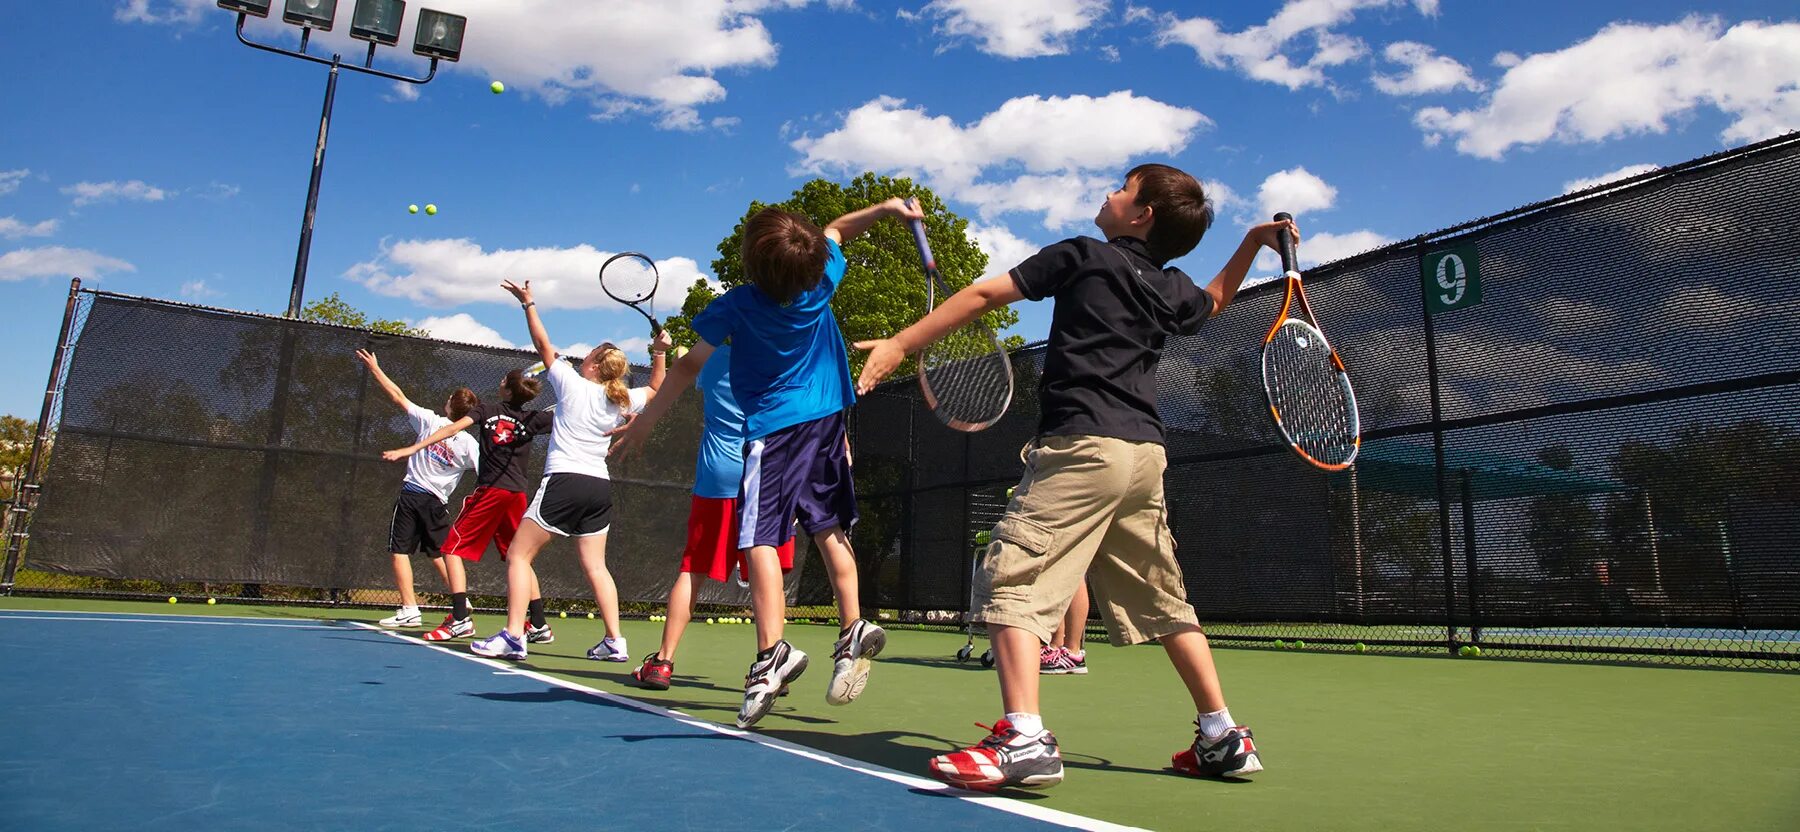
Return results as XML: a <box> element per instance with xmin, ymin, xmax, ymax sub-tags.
<box><xmin>600</xmin><ymin>251</ymin><xmax>662</xmax><ymax>337</ymax></box>
<box><xmin>1261</xmin><ymin>212</ymin><xmax>1360</xmax><ymax>470</ymax></box>
<box><xmin>905</xmin><ymin>199</ymin><xmax>1014</xmax><ymax>432</ymax></box>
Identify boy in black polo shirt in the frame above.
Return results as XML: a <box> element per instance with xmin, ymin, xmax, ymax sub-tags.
<box><xmin>857</xmin><ymin>164</ymin><xmax>1298</xmax><ymax>790</ymax></box>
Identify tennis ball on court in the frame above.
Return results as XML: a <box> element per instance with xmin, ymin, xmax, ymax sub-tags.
<box><xmin>1294</xmin><ymin>640</ymin><xmax>1306</xmax><ymax>649</ymax></box>
<box><xmin>490</xmin><ymin>80</ymin><xmax>505</xmax><ymax>94</ymax></box>
<box><xmin>586</xmin><ymin>612</ymin><xmax>595</xmax><ymax>620</ymax></box>
<box><xmin>207</xmin><ymin>597</ymin><xmax>217</xmax><ymax>606</ymax></box>
<box><xmin>1468</xmin><ymin>645</ymin><xmax>1482</xmax><ymax>657</ymax></box>
<box><xmin>1273</xmin><ymin>639</ymin><xmax>1286</xmax><ymax>649</ymax></box>
<box><xmin>1457</xmin><ymin>645</ymin><xmax>1473</xmax><ymax>657</ymax></box>
<box><xmin>1354</xmin><ymin>642</ymin><xmax>1367</xmax><ymax>653</ymax></box>
<box><xmin>706</xmin><ymin>617</ymin><xmax>715</xmax><ymax>625</ymax></box>
<box><xmin>425</xmin><ymin>204</ymin><xmax>438</xmax><ymax>216</ymax></box>
<box><xmin>559</xmin><ymin>611</ymin><xmax>567</xmax><ymax>619</ymax></box>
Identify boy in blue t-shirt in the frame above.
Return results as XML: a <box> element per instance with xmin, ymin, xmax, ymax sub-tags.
<box><xmin>628</xmin><ymin>343</ymin><xmax>799</xmax><ymax>691</ymax></box>
<box><xmin>612</xmin><ymin>196</ymin><xmax>924</xmax><ymax>729</ymax></box>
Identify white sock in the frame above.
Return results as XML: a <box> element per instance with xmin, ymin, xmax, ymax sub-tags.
<box><xmin>1005</xmin><ymin>713</ymin><xmax>1045</xmax><ymax>738</ymax></box>
<box><xmin>1198</xmin><ymin>708</ymin><xmax>1234</xmax><ymax>742</ymax></box>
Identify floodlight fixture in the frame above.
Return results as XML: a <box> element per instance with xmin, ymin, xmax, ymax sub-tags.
<box><xmin>349</xmin><ymin>0</ymin><xmax>405</xmax><ymax>47</ymax></box>
<box><xmin>217</xmin><ymin>0</ymin><xmax>271</xmax><ymax>17</ymax></box>
<box><xmin>413</xmin><ymin>8</ymin><xmax>467</xmax><ymax>62</ymax></box>
<box><xmin>282</xmin><ymin>0</ymin><xmax>337</xmax><ymax>31</ymax></box>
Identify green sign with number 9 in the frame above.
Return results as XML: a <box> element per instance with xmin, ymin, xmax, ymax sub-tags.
<box><xmin>1422</xmin><ymin>245</ymin><xmax>1482</xmax><ymax>315</ymax></box>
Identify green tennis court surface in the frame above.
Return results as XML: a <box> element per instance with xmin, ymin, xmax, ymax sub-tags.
<box><xmin>4</xmin><ymin>596</ymin><xmax>1795</xmax><ymax>831</ymax></box>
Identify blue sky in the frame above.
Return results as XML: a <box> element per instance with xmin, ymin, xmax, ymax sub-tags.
<box><xmin>2</xmin><ymin>0</ymin><xmax>1797</xmax><ymax>420</ymax></box>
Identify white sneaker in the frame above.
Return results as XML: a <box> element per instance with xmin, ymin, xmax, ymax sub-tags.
<box><xmin>379</xmin><ymin>606</ymin><xmax>422</xmax><ymax>628</ymax></box>
<box><xmin>826</xmin><ymin>619</ymin><xmax>886</xmax><ymax>705</ymax></box>
<box><xmin>586</xmin><ymin>635</ymin><xmax>628</xmax><ymax>662</ymax></box>
<box><xmin>739</xmin><ymin>640</ymin><xmax>808</xmax><ymax>729</ymax></box>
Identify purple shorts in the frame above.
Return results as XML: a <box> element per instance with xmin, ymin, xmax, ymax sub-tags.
<box><xmin>737</xmin><ymin>411</ymin><xmax>857</xmax><ymax>550</ymax></box>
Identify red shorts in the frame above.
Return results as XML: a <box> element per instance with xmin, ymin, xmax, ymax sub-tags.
<box><xmin>443</xmin><ymin>486</ymin><xmax>529</xmax><ymax>562</ymax></box>
<box><xmin>680</xmin><ymin>495</ymin><xmax>795</xmax><ymax>583</ymax></box>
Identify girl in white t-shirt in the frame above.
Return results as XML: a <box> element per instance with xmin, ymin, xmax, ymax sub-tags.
<box><xmin>471</xmin><ymin>279</ymin><xmax>670</xmax><ymax>660</ymax></box>
<box><xmin>354</xmin><ymin>349</ymin><xmax>481</xmax><ymax>630</ymax></box>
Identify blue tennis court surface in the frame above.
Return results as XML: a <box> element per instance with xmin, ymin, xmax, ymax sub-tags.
<box><xmin>0</xmin><ymin>610</ymin><xmax>1122</xmax><ymax>831</ymax></box>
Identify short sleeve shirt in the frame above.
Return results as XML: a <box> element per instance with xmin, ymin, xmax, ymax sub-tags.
<box><xmin>693</xmin><ymin>343</ymin><xmax>747</xmax><ymax>499</ymax></box>
<box><xmin>403</xmin><ymin>403</ymin><xmax>479</xmax><ymax>503</ymax></box>
<box><xmin>542</xmin><ymin>360</ymin><xmax>649</xmax><ymax>479</ymax></box>
<box><xmin>691</xmin><ymin>238</ymin><xmax>855</xmax><ymax>440</ymax></box>
<box><xmin>1009</xmin><ymin>235</ymin><xmax>1213</xmax><ymax>443</ymax></box>
<box><xmin>466</xmin><ymin>400</ymin><xmax>555</xmax><ymax>492</ymax></box>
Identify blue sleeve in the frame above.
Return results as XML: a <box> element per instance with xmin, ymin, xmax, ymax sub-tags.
<box><xmin>821</xmin><ymin>238</ymin><xmax>847</xmax><ymax>294</ymax></box>
<box><xmin>691</xmin><ymin>288</ymin><xmax>736</xmax><ymax>346</ymax></box>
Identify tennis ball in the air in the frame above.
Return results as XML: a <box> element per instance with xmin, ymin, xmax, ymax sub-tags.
<box><xmin>207</xmin><ymin>597</ymin><xmax>217</xmax><ymax>606</ymax></box>
<box><xmin>1354</xmin><ymin>642</ymin><xmax>1367</xmax><ymax>653</ymax></box>
<box><xmin>167</xmin><ymin>596</ymin><xmax>178</xmax><ymax>604</ymax></box>
<box><xmin>407</xmin><ymin>204</ymin><xmax>419</xmax><ymax>214</ymax></box>
<box><xmin>424</xmin><ymin>204</ymin><xmax>438</xmax><ymax>216</ymax></box>
<box><xmin>490</xmin><ymin>80</ymin><xmax>505</xmax><ymax>94</ymax></box>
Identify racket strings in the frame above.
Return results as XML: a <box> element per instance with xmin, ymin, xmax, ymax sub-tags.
<box><xmin>921</xmin><ymin>326</ymin><xmax>1012</xmax><ymax>428</ymax></box>
<box><xmin>600</xmin><ymin>254</ymin><xmax>659</xmax><ymax>305</ymax></box>
<box><xmin>1263</xmin><ymin>322</ymin><xmax>1358</xmax><ymax>465</ymax></box>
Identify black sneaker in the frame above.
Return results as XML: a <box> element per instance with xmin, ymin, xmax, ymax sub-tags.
<box><xmin>1172</xmin><ymin>723</ymin><xmax>1263</xmax><ymax>778</ymax></box>
<box><xmin>927</xmin><ymin>720</ymin><xmax>1064</xmax><ymax>792</ymax></box>
<box><xmin>738</xmin><ymin>641</ymin><xmax>808</xmax><ymax>729</ymax></box>
<box><xmin>826</xmin><ymin>619</ymin><xmax>886</xmax><ymax>705</ymax></box>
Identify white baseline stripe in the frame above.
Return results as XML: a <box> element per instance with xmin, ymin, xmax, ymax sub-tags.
<box><xmin>0</xmin><ymin>609</ymin><xmax>325</xmax><ymax>623</ymax></box>
<box><xmin>355</xmin><ymin>623</ymin><xmax>1145</xmax><ymax>832</ymax></box>
<box><xmin>0</xmin><ymin>613</ymin><xmax>336</xmax><ymax>629</ymax></box>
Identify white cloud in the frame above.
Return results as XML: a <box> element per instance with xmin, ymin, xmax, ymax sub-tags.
<box><xmin>918</xmin><ymin>0</ymin><xmax>1109</xmax><ymax>59</ymax></box>
<box><xmin>966</xmin><ymin>222</ymin><xmax>1042</xmax><ymax>279</ymax></box>
<box><xmin>348</xmin><ymin>237</ymin><xmax>708</xmax><ymax>314</ymax></box>
<box><xmin>133</xmin><ymin>1</ymin><xmax>836</xmax><ymax>131</ymax></box>
<box><xmin>1142</xmin><ymin>0</ymin><xmax>1434</xmax><ymax>90</ymax></box>
<box><xmin>0</xmin><ymin>246</ymin><xmax>136</xmax><ymax>281</ymax></box>
<box><xmin>415</xmin><ymin>313</ymin><xmax>517</xmax><ymax>348</ymax></box>
<box><xmin>0</xmin><ymin>217</ymin><xmax>58</xmax><ymax>239</ymax></box>
<box><xmin>1415</xmin><ymin>16</ymin><xmax>1800</xmax><ymax>159</ymax></box>
<box><xmin>1562</xmin><ymin>163</ymin><xmax>1660</xmax><ymax>195</ymax></box>
<box><xmin>114</xmin><ymin>0</ymin><xmax>209</xmax><ymax>25</ymax></box>
<box><xmin>1372</xmin><ymin>41</ymin><xmax>1483</xmax><ymax>96</ymax></box>
<box><xmin>792</xmin><ymin>92</ymin><xmax>1208</xmax><ymax>230</ymax></box>
<box><xmin>1257</xmin><ymin>167</ymin><xmax>1337</xmax><ymax>217</ymax></box>
<box><xmin>62</xmin><ymin>180</ymin><xmax>169</xmax><ymax>207</ymax></box>
<box><xmin>0</xmin><ymin>169</ymin><xmax>29</xmax><ymax>197</ymax></box>
<box><xmin>386</xmin><ymin>81</ymin><xmax>422</xmax><ymax>103</ymax></box>
<box><xmin>1299</xmin><ymin>229</ymin><xmax>1392</xmax><ymax>267</ymax></box>
<box><xmin>179</xmin><ymin>279</ymin><xmax>221</xmax><ymax>300</ymax></box>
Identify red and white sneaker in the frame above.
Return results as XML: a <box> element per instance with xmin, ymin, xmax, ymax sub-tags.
<box><xmin>422</xmin><ymin>615</ymin><xmax>475</xmax><ymax>641</ymax></box>
<box><xmin>927</xmin><ymin>720</ymin><xmax>1064</xmax><ymax>792</ymax></box>
<box><xmin>1172</xmin><ymin>724</ymin><xmax>1262</xmax><ymax>779</ymax></box>
<box><xmin>632</xmin><ymin>653</ymin><xmax>674</xmax><ymax>690</ymax></box>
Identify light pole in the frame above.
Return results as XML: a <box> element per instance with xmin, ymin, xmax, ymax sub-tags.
<box><xmin>218</xmin><ymin>0</ymin><xmax>468</xmax><ymax>316</ymax></box>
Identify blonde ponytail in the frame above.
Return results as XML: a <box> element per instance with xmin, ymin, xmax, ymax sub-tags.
<box><xmin>594</xmin><ymin>347</ymin><xmax>632</xmax><ymax>410</ymax></box>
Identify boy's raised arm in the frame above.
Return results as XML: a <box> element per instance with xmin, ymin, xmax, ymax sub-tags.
<box><xmin>853</xmin><ymin>273</ymin><xmax>1023</xmax><ymax>394</ymax></box>
<box><xmin>824</xmin><ymin>197</ymin><xmax>925</xmax><ymax>245</ymax></box>
<box><xmin>354</xmin><ymin>349</ymin><xmax>412</xmax><ymax>412</ymax></box>
<box><xmin>1204</xmin><ymin>218</ymin><xmax>1300</xmax><ymax>316</ymax></box>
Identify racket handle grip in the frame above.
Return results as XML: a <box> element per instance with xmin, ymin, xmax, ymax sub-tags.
<box><xmin>1272</xmin><ymin>212</ymin><xmax>1298</xmax><ymax>274</ymax></box>
<box><xmin>904</xmin><ymin>198</ymin><xmax>936</xmax><ymax>270</ymax></box>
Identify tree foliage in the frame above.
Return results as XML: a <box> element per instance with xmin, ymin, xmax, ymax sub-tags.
<box><xmin>661</xmin><ymin>174</ymin><xmax>1025</xmax><ymax>376</ymax></box>
<box><xmin>299</xmin><ymin>292</ymin><xmax>426</xmax><ymax>337</ymax></box>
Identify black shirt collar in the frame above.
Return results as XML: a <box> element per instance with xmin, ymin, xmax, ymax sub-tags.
<box><xmin>1106</xmin><ymin>236</ymin><xmax>1163</xmax><ymax>268</ymax></box>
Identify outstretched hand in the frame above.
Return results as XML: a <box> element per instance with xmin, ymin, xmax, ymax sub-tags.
<box><xmin>1246</xmin><ymin>217</ymin><xmax>1301</xmax><ymax>258</ymax></box>
<box><xmin>354</xmin><ymin>349</ymin><xmax>379</xmax><ymax>371</ymax></box>
<box><xmin>853</xmin><ymin>338</ymin><xmax>905</xmax><ymax>395</ymax></box>
<box><xmin>501</xmin><ymin>279</ymin><xmax>533</xmax><ymax>305</ymax></box>
<box><xmin>607</xmin><ymin>413</ymin><xmax>650</xmax><ymax>459</ymax></box>
<box><xmin>380</xmin><ymin>447</ymin><xmax>414</xmax><ymax>462</ymax></box>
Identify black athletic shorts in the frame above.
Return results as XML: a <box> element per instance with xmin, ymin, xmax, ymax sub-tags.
<box><xmin>388</xmin><ymin>489</ymin><xmax>450</xmax><ymax>556</ymax></box>
<box><xmin>525</xmin><ymin>473</ymin><xmax>614</xmax><ymax>537</ymax></box>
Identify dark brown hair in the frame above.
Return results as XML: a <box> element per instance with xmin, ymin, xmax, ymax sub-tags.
<box><xmin>1127</xmin><ymin>163</ymin><xmax>1213</xmax><ymax>263</ymax></box>
<box><xmin>446</xmin><ymin>387</ymin><xmax>479</xmax><ymax>421</ymax></box>
<box><xmin>741</xmin><ymin>208</ymin><xmax>829</xmax><ymax>305</ymax></box>
<box><xmin>500</xmin><ymin>369</ymin><xmax>541</xmax><ymax>407</ymax></box>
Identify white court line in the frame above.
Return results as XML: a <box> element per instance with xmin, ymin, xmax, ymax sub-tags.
<box><xmin>0</xmin><ymin>612</ymin><xmax>338</xmax><ymax>630</ymax></box>
<box><xmin>0</xmin><ymin>609</ymin><xmax>324</xmax><ymax>623</ymax></box>
<box><xmin>355</xmin><ymin>623</ymin><xmax>1147</xmax><ymax>832</ymax></box>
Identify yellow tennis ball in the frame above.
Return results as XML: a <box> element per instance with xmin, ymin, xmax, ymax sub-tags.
<box><xmin>167</xmin><ymin>596</ymin><xmax>177</xmax><ymax>604</ymax></box>
<box><xmin>207</xmin><ymin>598</ymin><xmax>217</xmax><ymax>606</ymax></box>
<box><xmin>408</xmin><ymin>204</ymin><xmax>418</xmax><ymax>214</ymax></box>
<box><xmin>559</xmin><ymin>611</ymin><xmax>567</xmax><ymax>619</ymax></box>
<box><xmin>1469</xmin><ymin>645</ymin><xmax>1483</xmax><ymax>657</ymax></box>
<box><xmin>425</xmin><ymin>204</ymin><xmax>438</xmax><ymax>216</ymax></box>
<box><xmin>490</xmin><ymin>80</ymin><xmax>505</xmax><ymax>94</ymax></box>
<box><xmin>586</xmin><ymin>612</ymin><xmax>595</xmax><ymax>620</ymax></box>
<box><xmin>706</xmin><ymin>617</ymin><xmax>715</xmax><ymax>625</ymax></box>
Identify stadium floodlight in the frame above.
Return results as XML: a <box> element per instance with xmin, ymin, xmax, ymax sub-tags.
<box><xmin>412</xmin><ymin>9</ymin><xmax>467</xmax><ymax>62</ymax></box>
<box><xmin>217</xmin><ymin>0</ymin><xmax>271</xmax><ymax>17</ymax></box>
<box><xmin>282</xmin><ymin>0</ymin><xmax>337</xmax><ymax>31</ymax></box>
<box><xmin>349</xmin><ymin>0</ymin><xmax>405</xmax><ymax>47</ymax></box>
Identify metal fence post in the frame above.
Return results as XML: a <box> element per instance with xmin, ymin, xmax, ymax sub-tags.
<box><xmin>2</xmin><ymin>278</ymin><xmax>84</xmax><ymax>589</ymax></box>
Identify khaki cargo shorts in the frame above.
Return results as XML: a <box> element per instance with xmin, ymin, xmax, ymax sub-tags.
<box><xmin>973</xmin><ymin>434</ymin><xmax>1199</xmax><ymax>646</ymax></box>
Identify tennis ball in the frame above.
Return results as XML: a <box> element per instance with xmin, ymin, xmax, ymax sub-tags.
<box><xmin>167</xmin><ymin>596</ymin><xmax>178</xmax><ymax>604</ymax></box>
<box><xmin>559</xmin><ymin>611</ymin><xmax>567</xmax><ymax>619</ymax></box>
<box><xmin>1469</xmin><ymin>645</ymin><xmax>1483</xmax><ymax>657</ymax></box>
<box><xmin>207</xmin><ymin>597</ymin><xmax>217</xmax><ymax>606</ymax></box>
<box><xmin>490</xmin><ymin>80</ymin><xmax>505</xmax><ymax>94</ymax></box>
<box><xmin>975</xmin><ymin>531</ymin><xmax>992</xmax><ymax>545</ymax></box>
<box><xmin>407</xmin><ymin>204</ymin><xmax>419</xmax><ymax>214</ymax></box>
<box><xmin>1292</xmin><ymin>640</ymin><xmax>1306</xmax><ymax>650</ymax></box>
<box><xmin>1457</xmin><ymin>645</ymin><xmax>1473</xmax><ymax>657</ymax></box>
<box><xmin>706</xmin><ymin>617</ymin><xmax>715</xmax><ymax>625</ymax></box>
<box><xmin>1354</xmin><ymin>642</ymin><xmax>1367</xmax><ymax>653</ymax></box>
<box><xmin>1273</xmin><ymin>639</ymin><xmax>1286</xmax><ymax>649</ymax></box>
<box><xmin>1007</xmin><ymin>487</ymin><xmax>1016</xmax><ymax>499</ymax></box>
<box><xmin>424</xmin><ymin>204</ymin><xmax>438</xmax><ymax>216</ymax></box>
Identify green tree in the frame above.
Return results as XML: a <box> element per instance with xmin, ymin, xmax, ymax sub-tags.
<box><xmin>1</xmin><ymin>415</ymin><xmax>36</xmax><ymax>501</ymax></box>
<box><xmin>298</xmin><ymin>292</ymin><xmax>426</xmax><ymax>336</ymax></box>
<box><xmin>662</xmin><ymin>174</ymin><xmax>1024</xmax><ymax>376</ymax></box>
